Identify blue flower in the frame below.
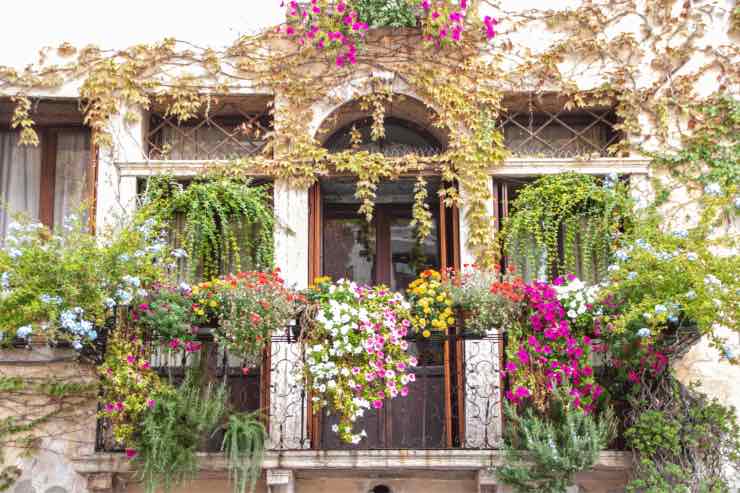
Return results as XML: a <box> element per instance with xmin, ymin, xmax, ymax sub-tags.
<box><xmin>116</xmin><ymin>289</ymin><xmax>133</xmax><ymax>305</ymax></box>
<box><xmin>722</xmin><ymin>345</ymin><xmax>735</xmax><ymax>360</ymax></box>
<box><xmin>654</xmin><ymin>304</ymin><xmax>667</xmax><ymax>314</ymax></box>
<box><xmin>0</xmin><ymin>272</ymin><xmax>9</xmax><ymax>289</ymax></box>
<box><xmin>656</xmin><ymin>251</ymin><xmax>674</xmax><ymax>261</ymax></box>
<box><xmin>672</xmin><ymin>229</ymin><xmax>688</xmax><ymax>239</ymax></box>
<box><xmin>608</xmin><ymin>264</ymin><xmax>620</xmax><ymax>272</ymax></box>
<box><xmin>705</xmin><ymin>182</ymin><xmax>722</xmax><ymax>196</ymax></box>
<box><xmin>637</xmin><ymin>328</ymin><xmax>651</xmax><ymax>338</ymax></box>
<box><xmin>7</xmin><ymin>248</ymin><xmax>22</xmax><ymax>259</ymax></box>
<box><xmin>615</xmin><ymin>249</ymin><xmax>630</xmax><ymax>262</ymax></box>
<box><xmin>16</xmin><ymin>325</ymin><xmax>33</xmax><ymax>339</ymax></box>
<box><xmin>72</xmin><ymin>340</ymin><xmax>83</xmax><ymax>351</ymax></box>
<box><xmin>686</xmin><ymin>252</ymin><xmax>698</xmax><ymax>261</ymax></box>
<box><xmin>104</xmin><ymin>298</ymin><xmax>116</xmax><ymax>309</ymax></box>
<box><xmin>122</xmin><ymin>276</ymin><xmax>141</xmax><ymax>288</ymax></box>
<box><xmin>627</xmin><ymin>272</ymin><xmax>638</xmax><ymax>280</ymax></box>
<box><xmin>604</xmin><ymin>172</ymin><xmax>619</xmax><ymax>188</ymax></box>
<box><xmin>668</xmin><ymin>314</ymin><xmax>679</xmax><ymax>323</ymax></box>
<box><xmin>39</xmin><ymin>294</ymin><xmax>63</xmax><ymax>305</ymax></box>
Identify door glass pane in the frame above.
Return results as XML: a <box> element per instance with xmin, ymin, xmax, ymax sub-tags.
<box><xmin>390</xmin><ymin>217</ymin><xmax>440</xmax><ymax>292</ymax></box>
<box><xmin>322</xmin><ymin>217</ymin><xmax>375</xmax><ymax>286</ymax></box>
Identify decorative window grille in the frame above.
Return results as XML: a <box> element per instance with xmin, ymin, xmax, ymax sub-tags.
<box><xmin>146</xmin><ymin>98</ymin><xmax>273</xmax><ymax>160</ymax></box>
<box><xmin>500</xmin><ymin>108</ymin><xmax>621</xmax><ymax>158</ymax></box>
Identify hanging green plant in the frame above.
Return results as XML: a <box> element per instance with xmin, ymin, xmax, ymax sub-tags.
<box><xmin>501</xmin><ymin>173</ymin><xmax>632</xmax><ymax>283</ymax></box>
<box><xmin>138</xmin><ymin>176</ymin><xmax>275</xmax><ymax>280</ymax></box>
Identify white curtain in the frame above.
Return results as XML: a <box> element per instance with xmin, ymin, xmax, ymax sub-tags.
<box><xmin>53</xmin><ymin>130</ymin><xmax>91</xmax><ymax>227</ymax></box>
<box><xmin>0</xmin><ymin>131</ymin><xmax>42</xmax><ymax>242</ymax></box>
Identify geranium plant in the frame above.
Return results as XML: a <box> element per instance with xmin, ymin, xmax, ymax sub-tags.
<box><xmin>303</xmin><ymin>278</ymin><xmax>417</xmax><ymax>444</ymax></box>
<box><xmin>406</xmin><ymin>269</ymin><xmax>454</xmax><ymax>337</ymax></box>
<box><xmin>214</xmin><ymin>270</ymin><xmax>299</xmax><ymax>367</ymax></box>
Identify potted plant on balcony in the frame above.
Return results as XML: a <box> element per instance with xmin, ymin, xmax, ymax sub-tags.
<box><xmin>132</xmin><ymin>283</ymin><xmax>201</xmax><ymax>353</ymax></box>
<box><xmin>302</xmin><ymin>277</ymin><xmax>418</xmax><ymax>444</ymax></box>
<box><xmin>406</xmin><ymin>269</ymin><xmax>455</xmax><ymax>338</ymax></box>
<box><xmin>206</xmin><ymin>270</ymin><xmax>300</xmax><ymax>369</ymax></box>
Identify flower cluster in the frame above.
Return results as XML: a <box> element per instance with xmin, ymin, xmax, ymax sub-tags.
<box><xmin>98</xmin><ymin>328</ymin><xmax>167</xmax><ymax>446</ymax></box>
<box><xmin>304</xmin><ymin>278</ymin><xmax>416</xmax><ymax>443</ymax></box>
<box><xmin>0</xmin><ymin>214</ymin><xmax>172</xmax><ymax>350</ymax></box>
<box><xmin>505</xmin><ymin>279</ymin><xmax>603</xmax><ymax>413</ymax></box>
<box><xmin>552</xmin><ymin>275</ymin><xmax>602</xmax><ymax>335</ymax></box>
<box><xmin>214</xmin><ymin>270</ymin><xmax>300</xmax><ymax>366</ymax></box>
<box><xmin>132</xmin><ymin>283</ymin><xmax>199</xmax><ymax>350</ymax></box>
<box><xmin>406</xmin><ymin>269</ymin><xmax>454</xmax><ymax>337</ymax></box>
<box><xmin>284</xmin><ymin>0</ymin><xmax>369</xmax><ymax>67</ymax></box>
<box><xmin>282</xmin><ymin>1</ymin><xmax>498</xmax><ymax>67</ymax></box>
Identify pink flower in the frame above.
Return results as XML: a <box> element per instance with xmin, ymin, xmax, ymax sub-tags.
<box><xmin>115</xmin><ymin>401</ymin><xmax>124</xmax><ymax>411</ymax></box>
<box><xmin>336</xmin><ymin>2</ymin><xmax>346</xmax><ymax>13</ymax></box>
<box><xmin>147</xmin><ymin>399</ymin><xmax>156</xmax><ymax>409</ymax></box>
<box><xmin>126</xmin><ymin>354</ymin><xmax>135</xmax><ymax>364</ymax></box>
<box><xmin>372</xmin><ymin>400</ymin><xmax>384</xmax><ymax>409</ymax></box>
<box><xmin>104</xmin><ymin>403</ymin><xmax>115</xmax><ymax>413</ymax></box>
<box><xmin>421</xmin><ymin>0</ymin><xmax>431</xmax><ymax>9</ymax></box>
<box><xmin>408</xmin><ymin>373</ymin><xmax>416</xmax><ymax>382</ymax></box>
<box><xmin>125</xmin><ymin>448</ymin><xmax>137</xmax><ymax>459</ymax></box>
<box><xmin>628</xmin><ymin>370</ymin><xmax>639</xmax><ymax>383</ymax></box>
<box><xmin>401</xmin><ymin>386</ymin><xmax>409</xmax><ymax>397</ymax></box>
<box><xmin>286</xmin><ymin>26</ymin><xmax>295</xmax><ymax>36</ymax></box>
<box><xmin>169</xmin><ymin>338</ymin><xmax>181</xmax><ymax>350</ymax></box>
<box><xmin>514</xmin><ymin>386</ymin><xmax>531</xmax><ymax>399</ymax></box>
<box><xmin>140</xmin><ymin>361</ymin><xmax>150</xmax><ymax>370</ymax></box>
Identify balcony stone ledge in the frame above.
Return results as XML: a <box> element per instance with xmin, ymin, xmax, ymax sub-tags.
<box><xmin>72</xmin><ymin>449</ymin><xmax>632</xmax><ymax>475</ymax></box>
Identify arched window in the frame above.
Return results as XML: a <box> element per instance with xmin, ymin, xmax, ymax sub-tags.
<box><xmin>324</xmin><ymin>117</ymin><xmax>442</xmax><ymax>157</ymax></box>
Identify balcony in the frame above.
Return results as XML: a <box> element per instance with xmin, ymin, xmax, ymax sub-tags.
<box><xmin>95</xmin><ymin>327</ymin><xmax>504</xmax><ymax>454</ymax></box>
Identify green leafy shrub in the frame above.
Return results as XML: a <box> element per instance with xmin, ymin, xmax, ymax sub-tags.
<box><xmin>354</xmin><ymin>0</ymin><xmax>418</xmax><ymax>28</ymax></box>
<box><xmin>139</xmin><ymin>176</ymin><xmax>274</xmax><ymax>280</ymax></box>
<box><xmin>0</xmin><ymin>214</ymin><xmax>171</xmax><ymax>348</ymax></box>
<box><xmin>625</xmin><ymin>410</ymin><xmax>681</xmax><ymax>457</ymax></box>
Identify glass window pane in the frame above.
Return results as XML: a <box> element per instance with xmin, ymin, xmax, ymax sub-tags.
<box><xmin>390</xmin><ymin>217</ymin><xmax>440</xmax><ymax>292</ymax></box>
<box><xmin>322</xmin><ymin>217</ymin><xmax>375</xmax><ymax>286</ymax></box>
<box><xmin>54</xmin><ymin>129</ymin><xmax>91</xmax><ymax>227</ymax></box>
<box><xmin>0</xmin><ymin>131</ymin><xmax>42</xmax><ymax>242</ymax></box>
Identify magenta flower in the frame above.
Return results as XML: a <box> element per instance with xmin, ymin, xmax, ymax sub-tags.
<box><xmin>125</xmin><ymin>448</ymin><xmax>137</xmax><ymax>459</ymax></box>
<box><xmin>373</xmin><ymin>400</ymin><xmax>383</xmax><ymax>409</ymax></box>
<box><xmin>514</xmin><ymin>386</ymin><xmax>531</xmax><ymax>399</ymax></box>
<box><xmin>147</xmin><ymin>399</ymin><xmax>156</xmax><ymax>409</ymax></box>
<box><xmin>401</xmin><ymin>386</ymin><xmax>409</xmax><ymax>397</ymax></box>
<box><xmin>628</xmin><ymin>370</ymin><xmax>639</xmax><ymax>383</ymax></box>
<box><xmin>104</xmin><ymin>403</ymin><xmax>115</xmax><ymax>413</ymax></box>
<box><xmin>126</xmin><ymin>354</ymin><xmax>135</xmax><ymax>364</ymax></box>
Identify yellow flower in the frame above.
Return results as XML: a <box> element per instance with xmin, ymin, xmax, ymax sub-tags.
<box><xmin>191</xmin><ymin>286</ymin><xmax>200</xmax><ymax>294</ymax></box>
<box><xmin>446</xmin><ymin>299</ymin><xmax>453</xmax><ymax>306</ymax></box>
<box><xmin>422</xmin><ymin>330</ymin><xmax>431</xmax><ymax>338</ymax></box>
<box><xmin>423</xmin><ymin>307</ymin><xmax>431</xmax><ymax>314</ymax></box>
<box><xmin>195</xmin><ymin>309</ymin><xmax>205</xmax><ymax>316</ymax></box>
<box><xmin>436</xmin><ymin>294</ymin><xmax>445</xmax><ymax>302</ymax></box>
<box><xmin>447</xmin><ymin>317</ymin><xmax>455</xmax><ymax>325</ymax></box>
<box><xmin>209</xmin><ymin>300</ymin><xmax>219</xmax><ymax>308</ymax></box>
<box><xmin>418</xmin><ymin>286</ymin><xmax>427</xmax><ymax>295</ymax></box>
<box><xmin>419</xmin><ymin>319</ymin><xmax>427</xmax><ymax>327</ymax></box>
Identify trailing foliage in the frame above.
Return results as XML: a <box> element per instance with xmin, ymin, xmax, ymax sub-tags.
<box><xmin>139</xmin><ymin>176</ymin><xmax>275</xmax><ymax>280</ymax></box>
<box><xmin>135</xmin><ymin>365</ymin><xmax>227</xmax><ymax>493</ymax></box>
<box><xmin>502</xmin><ymin>173</ymin><xmax>633</xmax><ymax>284</ymax></box>
<box><xmin>222</xmin><ymin>413</ymin><xmax>268</xmax><ymax>493</ymax></box>
<box><xmin>353</xmin><ymin>0</ymin><xmax>417</xmax><ymax>28</ymax></box>
<box><xmin>497</xmin><ymin>388</ymin><xmax>616</xmax><ymax>493</ymax></box>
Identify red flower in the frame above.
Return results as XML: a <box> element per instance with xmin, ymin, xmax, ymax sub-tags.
<box><xmin>250</xmin><ymin>313</ymin><xmax>262</xmax><ymax>325</ymax></box>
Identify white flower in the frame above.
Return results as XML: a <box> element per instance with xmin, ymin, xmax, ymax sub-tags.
<box><xmin>627</xmin><ymin>271</ymin><xmax>637</xmax><ymax>280</ymax></box>
<box><xmin>686</xmin><ymin>252</ymin><xmax>698</xmax><ymax>261</ymax></box>
<box><xmin>705</xmin><ymin>182</ymin><xmax>722</xmax><ymax>196</ymax></box>
<box><xmin>172</xmin><ymin>249</ymin><xmax>188</xmax><ymax>259</ymax></box>
<box><xmin>0</xmin><ymin>272</ymin><xmax>9</xmax><ymax>289</ymax></box>
<box><xmin>7</xmin><ymin>248</ymin><xmax>22</xmax><ymax>259</ymax></box>
<box><xmin>704</xmin><ymin>275</ymin><xmax>722</xmax><ymax>287</ymax></box>
<box><xmin>686</xmin><ymin>290</ymin><xmax>697</xmax><ymax>300</ymax></box>
<box><xmin>104</xmin><ymin>298</ymin><xmax>116</xmax><ymax>309</ymax></box>
<box><xmin>654</xmin><ymin>304</ymin><xmax>667</xmax><ymax>314</ymax></box>
<box><xmin>331</xmin><ymin>424</ymin><xmax>339</xmax><ymax>433</ymax></box>
<box><xmin>567</xmin><ymin>309</ymin><xmax>577</xmax><ymax>319</ymax></box>
<box><xmin>72</xmin><ymin>340</ymin><xmax>83</xmax><ymax>351</ymax></box>
<box><xmin>116</xmin><ymin>289</ymin><xmax>133</xmax><ymax>305</ymax></box>
<box><xmin>672</xmin><ymin>229</ymin><xmax>688</xmax><ymax>239</ymax></box>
